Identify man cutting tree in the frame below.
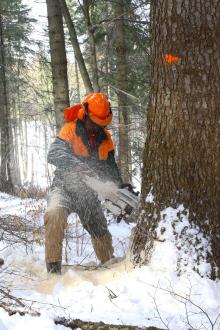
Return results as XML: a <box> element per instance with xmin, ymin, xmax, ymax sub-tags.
<box><xmin>45</xmin><ymin>93</ymin><xmax>125</xmax><ymax>274</ymax></box>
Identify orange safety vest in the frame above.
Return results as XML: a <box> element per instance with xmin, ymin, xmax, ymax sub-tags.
<box><xmin>58</xmin><ymin>120</ymin><xmax>114</xmax><ymax>161</ymax></box>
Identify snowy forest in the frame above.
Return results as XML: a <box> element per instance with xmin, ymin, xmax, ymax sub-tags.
<box><xmin>0</xmin><ymin>0</ymin><xmax>220</xmax><ymax>329</ymax></box>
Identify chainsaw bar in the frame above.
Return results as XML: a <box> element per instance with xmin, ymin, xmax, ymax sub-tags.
<box><xmin>117</xmin><ymin>188</ymin><xmax>138</xmax><ymax>209</ymax></box>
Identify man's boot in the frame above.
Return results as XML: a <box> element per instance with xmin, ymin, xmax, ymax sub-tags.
<box><xmin>46</xmin><ymin>261</ymin><xmax>61</xmax><ymax>274</ymax></box>
<box><xmin>91</xmin><ymin>232</ymin><xmax>114</xmax><ymax>264</ymax></box>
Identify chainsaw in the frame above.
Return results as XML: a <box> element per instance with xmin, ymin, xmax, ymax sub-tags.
<box><xmin>84</xmin><ymin>176</ymin><xmax>139</xmax><ymax>223</ymax></box>
<box><xmin>66</xmin><ymin>154</ymin><xmax>139</xmax><ymax>223</ymax></box>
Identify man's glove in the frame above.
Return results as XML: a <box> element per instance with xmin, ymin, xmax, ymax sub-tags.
<box><xmin>116</xmin><ymin>183</ymin><xmax>139</xmax><ymax>223</ymax></box>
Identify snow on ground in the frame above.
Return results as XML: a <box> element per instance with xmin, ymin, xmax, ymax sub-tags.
<box><xmin>0</xmin><ymin>193</ymin><xmax>220</xmax><ymax>330</ymax></box>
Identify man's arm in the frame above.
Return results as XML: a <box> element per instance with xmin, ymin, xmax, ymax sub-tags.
<box><xmin>105</xmin><ymin>151</ymin><xmax>123</xmax><ymax>185</ymax></box>
<box><xmin>91</xmin><ymin>150</ymin><xmax>123</xmax><ymax>185</ymax></box>
<box><xmin>48</xmin><ymin>134</ymin><xmax>123</xmax><ymax>184</ymax></box>
<box><xmin>47</xmin><ymin>136</ymin><xmax>84</xmax><ymax>170</ymax></box>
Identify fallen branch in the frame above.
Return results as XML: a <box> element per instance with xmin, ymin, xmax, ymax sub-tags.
<box><xmin>0</xmin><ymin>301</ymin><xmax>40</xmax><ymax>317</ymax></box>
<box><xmin>0</xmin><ymin>215</ymin><xmax>39</xmax><ymax>245</ymax></box>
<box><xmin>0</xmin><ymin>288</ymin><xmax>40</xmax><ymax>316</ymax></box>
<box><xmin>55</xmin><ymin>318</ymin><xmax>163</xmax><ymax>330</ymax></box>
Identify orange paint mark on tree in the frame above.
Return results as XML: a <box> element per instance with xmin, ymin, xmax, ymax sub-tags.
<box><xmin>163</xmin><ymin>54</ymin><xmax>181</xmax><ymax>64</ymax></box>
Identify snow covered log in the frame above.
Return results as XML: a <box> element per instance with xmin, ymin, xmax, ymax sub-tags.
<box><xmin>55</xmin><ymin>318</ymin><xmax>162</xmax><ymax>330</ymax></box>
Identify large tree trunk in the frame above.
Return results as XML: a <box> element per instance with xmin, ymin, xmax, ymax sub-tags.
<box><xmin>130</xmin><ymin>0</ymin><xmax>220</xmax><ymax>279</ymax></box>
<box><xmin>82</xmin><ymin>0</ymin><xmax>100</xmax><ymax>92</ymax></box>
<box><xmin>114</xmin><ymin>0</ymin><xmax>132</xmax><ymax>183</ymax></box>
<box><xmin>46</xmin><ymin>0</ymin><xmax>70</xmax><ymax>131</ymax></box>
<box><xmin>59</xmin><ymin>0</ymin><xmax>93</xmax><ymax>94</ymax></box>
<box><xmin>0</xmin><ymin>13</ymin><xmax>13</xmax><ymax>192</ymax></box>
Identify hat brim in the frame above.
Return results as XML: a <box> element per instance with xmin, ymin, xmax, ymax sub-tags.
<box><xmin>89</xmin><ymin>112</ymin><xmax>112</xmax><ymax>126</ymax></box>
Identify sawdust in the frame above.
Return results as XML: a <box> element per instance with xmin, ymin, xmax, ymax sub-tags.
<box><xmin>37</xmin><ymin>257</ymin><xmax>133</xmax><ymax>294</ymax></box>
<box><xmin>84</xmin><ymin>177</ymin><xmax>119</xmax><ymax>203</ymax></box>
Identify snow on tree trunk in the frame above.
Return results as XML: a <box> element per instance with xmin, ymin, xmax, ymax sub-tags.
<box><xmin>46</xmin><ymin>0</ymin><xmax>70</xmax><ymax>131</ymax></box>
<box><xmin>130</xmin><ymin>0</ymin><xmax>220</xmax><ymax>279</ymax></box>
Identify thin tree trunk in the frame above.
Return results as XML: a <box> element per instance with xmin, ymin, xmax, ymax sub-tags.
<box><xmin>23</xmin><ymin>119</ymin><xmax>28</xmax><ymax>181</ymax></box>
<box><xmin>10</xmin><ymin>99</ymin><xmax>21</xmax><ymax>187</ymax></box>
<box><xmin>75</xmin><ymin>60</ymin><xmax>80</xmax><ymax>102</ymax></box>
<box><xmin>105</xmin><ymin>11</ymin><xmax>110</xmax><ymax>97</ymax></box>
<box><xmin>114</xmin><ymin>0</ymin><xmax>132</xmax><ymax>183</ymax></box>
<box><xmin>10</xmin><ymin>51</ymin><xmax>22</xmax><ymax>187</ymax></box>
<box><xmin>0</xmin><ymin>13</ymin><xmax>13</xmax><ymax>192</ymax></box>
<box><xmin>59</xmin><ymin>0</ymin><xmax>93</xmax><ymax>94</ymax></box>
<box><xmin>44</xmin><ymin>124</ymin><xmax>49</xmax><ymax>186</ymax></box>
<box><xmin>82</xmin><ymin>0</ymin><xmax>100</xmax><ymax>92</ymax></box>
<box><xmin>130</xmin><ymin>0</ymin><xmax>220</xmax><ymax>279</ymax></box>
<box><xmin>46</xmin><ymin>0</ymin><xmax>70</xmax><ymax>131</ymax></box>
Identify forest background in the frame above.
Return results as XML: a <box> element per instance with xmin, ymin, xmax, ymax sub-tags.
<box><xmin>1</xmin><ymin>1</ymin><xmax>220</xmax><ymax>329</ymax></box>
<box><xmin>0</xmin><ymin>0</ymin><xmax>149</xmax><ymax>193</ymax></box>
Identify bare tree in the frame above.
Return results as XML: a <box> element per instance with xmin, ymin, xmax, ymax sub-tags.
<box><xmin>82</xmin><ymin>0</ymin><xmax>100</xmax><ymax>92</ymax></box>
<box><xmin>0</xmin><ymin>13</ymin><xmax>13</xmax><ymax>192</ymax></box>
<box><xmin>46</xmin><ymin>0</ymin><xmax>70</xmax><ymax>130</ymax></box>
<box><xmin>59</xmin><ymin>0</ymin><xmax>93</xmax><ymax>94</ymax></box>
<box><xmin>114</xmin><ymin>0</ymin><xmax>132</xmax><ymax>183</ymax></box>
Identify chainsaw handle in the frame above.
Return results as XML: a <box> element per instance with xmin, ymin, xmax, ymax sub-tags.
<box><xmin>119</xmin><ymin>183</ymin><xmax>139</xmax><ymax>196</ymax></box>
<box><xmin>119</xmin><ymin>183</ymin><xmax>133</xmax><ymax>190</ymax></box>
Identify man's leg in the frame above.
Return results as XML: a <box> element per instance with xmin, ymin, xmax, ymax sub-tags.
<box><xmin>91</xmin><ymin>233</ymin><xmax>114</xmax><ymax>264</ymax></box>
<box><xmin>44</xmin><ymin>188</ymin><xmax>70</xmax><ymax>273</ymax></box>
<box><xmin>71</xmin><ymin>183</ymin><xmax>114</xmax><ymax>264</ymax></box>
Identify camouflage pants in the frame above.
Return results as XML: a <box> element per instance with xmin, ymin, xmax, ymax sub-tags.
<box><xmin>44</xmin><ymin>179</ymin><xmax>110</xmax><ymax>263</ymax></box>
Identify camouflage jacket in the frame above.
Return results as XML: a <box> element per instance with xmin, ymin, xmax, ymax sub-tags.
<box><xmin>48</xmin><ymin>119</ymin><xmax>123</xmax><ymax>189</ymax></box>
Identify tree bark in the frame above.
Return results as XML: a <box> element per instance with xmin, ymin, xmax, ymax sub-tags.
<box><xmin>75</xmin><ymin>60</ymin><xmax>81</xmax><ymax>102</ymax></box>
<box><xmin>82</xmin><ymin>0</ymin><xmax>100</xmax><ymax>92</ymax></box>
<box><xmin>0</xmin><ymin>13</ymin><xmax>13</xmax><ymax>192</ymax></box>
<box><xmin>114</xmin><ymin>0</ymin><xmax>132</xmax><ymax>183</ymax></box>
<box><xmin>10</xmin><ymin>52</ymin><xmax>22</xmax><ymax>187</ymax></box>
<box><xmin>46</xmin><ymin>0</ymin><xmax>70</xmax><ymax>131</ymax></box>
<box><xmin>59</xmin><ymin>0</ymin><xmax>93</xmax><ymax>94</ymax></box>
<box><xmin>130</xmin><ymin>0</ymin><xmax>220</xmax><ymax>279</ymax></box>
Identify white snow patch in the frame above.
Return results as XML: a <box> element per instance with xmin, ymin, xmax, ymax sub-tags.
<box><xmin>146</xmin><ymin>188</ymin><xmax>154</xmax><ymax>203</ymax></box>
<box><xmin>154</xmin><ymin>205</ymin><xmax>212</xmax><ymax>277</ymax></box>
<box><xmin>0</xmin><ymin>194</ymin><xmax>220</xmax><ymax>330</ymax></box>
<box><xmin>0</xmin><ymin>309</ymin><xmax>66</xmax><ymax>330</ymax></box>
